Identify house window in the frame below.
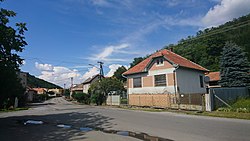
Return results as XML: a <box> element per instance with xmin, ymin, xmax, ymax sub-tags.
<box><xmin>199</xmin><ymin>75</ymin><xmax>204</xmax><ymax>88</ymax></box>
<box><xmin>133</xmin><ymin>77</ymin><xmax>142</xmax><ymax>88</ymax></box>
<box><xmin>154</xmin><ymin>74</ymin><xmax>166</xmax><ymax>86</ymax></box>
<box><xmin>156</xmin><ymin>58</ymin><xmax>164</xmax><ymax>66</ymax></box>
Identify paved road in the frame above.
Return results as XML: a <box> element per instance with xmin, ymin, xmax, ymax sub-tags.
<box><xmin>0</xmin><ymin>97</ymin><xmax>250</xmax><ymax>141</ymax></box>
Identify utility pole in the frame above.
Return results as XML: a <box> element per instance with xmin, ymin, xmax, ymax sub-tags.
<box><xmin>97</xmin><ymin>61</ymin><xmax>104</xmax><ymax>80</ymax></box>
<box><xmin>70</xmin><ymin>77</ymin><xmax>73</xmax><ymax>99</ymax></box>
<box><xmin>63</xmin><ymin>83</ymin><xmax>66</xmax><ymax>96</ymax></box>
<box><xmin>70</xmin><ymin>77</ymin><xmax>73</xmax><ymax>88</ymax></box>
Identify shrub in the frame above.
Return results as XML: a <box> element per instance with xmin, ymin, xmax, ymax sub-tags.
<box><xmin>72</xmin><ymin>92</ymin><xmax>90</xmax><ymax>104</ymax></box>
<box><xmin>35</xmin><ymin>94</ymin><xmax>49</xmax><ymax>102</ymax></box>
<box><xmin>88</xmin><ymin>78</ymin><xmax>126</xmax><ymax>106</ymax></box>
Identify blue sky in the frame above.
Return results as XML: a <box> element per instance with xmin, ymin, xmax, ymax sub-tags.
<box><xmin>2</xmin><ymin>0</ymin><xmax>250</xmax><ymax>87</ymax></box>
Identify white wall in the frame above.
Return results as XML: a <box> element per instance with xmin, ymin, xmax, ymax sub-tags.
<box><xmin>176</xmin><ymin>67</ymin><xmax>206</xmax><ymax>94</ymax></box>
<box><xmin>83</xmin><ymin>84</ymin><xmax>90</xmax><ymax>93</ymax></box>
<box><xmin>127</xmin><ymin>68</ymin><xmax>176</xmax><ymax>94</ymax></box>
<box><xmin>128</xmin><ymin>86</ymin><xmax>175</xmax><ymax>94</ymax></box>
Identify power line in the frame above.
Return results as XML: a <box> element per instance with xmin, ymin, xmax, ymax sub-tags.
<box><xmin>178</xmin><ymin>20</ymin><xmax>250</xmax><ymax>44</ymax></box>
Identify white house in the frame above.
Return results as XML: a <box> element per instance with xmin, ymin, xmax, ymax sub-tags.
<box><xmin>123</xmin><ymin>49</ymin><xmax>209</xmax><ymax>108</ymax></box>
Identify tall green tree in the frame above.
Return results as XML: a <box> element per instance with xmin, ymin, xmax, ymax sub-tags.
<box><xmin>113</xmin><ymin>66</ymin><xmax>127</xmax><ymax>82</ymax></box>
<box><xmin>88</xmin><ymin>78</ymin><xmax>125</xmax><ymax>105</ymax></box>
<box><xmin>0</xmin><ymin>0</ymin><xmax>28</xmax><ymax>108</ymax></box>
<box><xmin>219</xmin><ymin>42</ymin><xmax>250</xmax><ymax>87</ymax></box>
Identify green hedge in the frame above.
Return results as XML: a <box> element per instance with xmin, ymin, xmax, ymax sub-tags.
<box><xmin>72</xmin><ymin>92</ymin><xmax>90</xmax><ymax>104</ymax></box>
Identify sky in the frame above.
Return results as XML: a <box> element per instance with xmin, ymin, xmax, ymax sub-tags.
<box><xmin>2</xmin><ymin>0</ymin><xmax>250</xmax><ymax>87</ymax></box>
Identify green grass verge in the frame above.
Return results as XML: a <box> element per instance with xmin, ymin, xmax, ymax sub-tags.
<box><xmin>0</xmin><ymin>107</ymin><xmax>29</xmax><ymax>112</ymax></box>
<box><xmin>232</xmin><ymin>98</ymin><xmax>250</xmax><ymax>109</ymax></box>
<box><xmin>194</xmin><ymin>111</ymin><xmax>250</xmax><ymax>120</ymax></box>
<box><xmin>119</xmin><ymin>106</ymin><xmax>250</xmax><ymax>120</ymax></box>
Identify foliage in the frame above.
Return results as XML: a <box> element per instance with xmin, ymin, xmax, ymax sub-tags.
<box><xmin>121</xmin><ymin>98</ymin><xmax>128</xmax><ymax>104</ymax></box>
<box><xmin>163</xmin><ymin>14</ymin><xmax>250</xmax><ymax>71</ymax></box>
<box><xmin>35</xmin><ymin>94</ymin><xmax>49</xmax><ymax>102</ymax></box>
<box><xmin>88</xmin><ymin>78</ymin><xmax>126</xmax><ymax>105</ymax></box>
<box><xmin>72</xmin><ymin>92</ymin><xmax>90</xmax><ymax>104</ymax></box>
<box><xmin>64</xmin><ymin>89</ymin><xmax>70</xmax><ymax>96</ymax></box>
<box><xmin>0</xmin><ymin>1</ymin><xmax>27</xmax><ymax>108</ymax></box>
<box><xmin>219</xmin><ymin>42</ymin><xmax>250</xmax><ymax>87</ymax></box>
<box><xmin>232</xmin><ymin>98</ymin><xmax>250</xmax><ymax>110</ymax></box>
<box><xmin>113</xmin><ymin>66</ymin><xmax>127</xmax><ymax>82</ymax></box>
<box><xmin>27</xmin><ymin>74</ymin><xmax>62</xmax><ymax>89</ymax></box>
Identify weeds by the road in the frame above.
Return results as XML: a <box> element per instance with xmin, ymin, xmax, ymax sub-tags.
<box><xmin>120</xmin><ymin>106</ymin><xmax>165</xmax><ymax>112</ymax></box>
<box><xmin>119</xmin><ymin>105</ymin><xmax>250</xmax><ymax>120</ymax></box>
<box><xmin>0</xmin><ymin>107</ymin><xmax>29</xmax><ymax>113</ymax></box>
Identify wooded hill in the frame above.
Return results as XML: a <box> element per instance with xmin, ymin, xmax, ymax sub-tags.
<box><xmin>164</xmin><ymin>14</ymin><xmax>250</xmax><ymax>71</ymax></box>
<box><xmin>27</xmin><ymin>74</ymin><xmax>62</xmax><ymax>89</ymax></box>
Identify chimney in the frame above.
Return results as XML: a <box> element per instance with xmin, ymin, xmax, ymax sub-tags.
<box><xmin>169</xmin><ymin>47</ymin><xmax>174</xmax><ymax>52</ymax></box>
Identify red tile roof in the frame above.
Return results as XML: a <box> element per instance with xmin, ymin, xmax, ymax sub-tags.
<box><xmin>206</xmin><ymin>72</ymin><xmax>220</xmax><ymax>81</ymax></box>
<box><xmin>123</xmin><ymin>49</ymin><xmax>208</xmax><ymax>75</ymax></box>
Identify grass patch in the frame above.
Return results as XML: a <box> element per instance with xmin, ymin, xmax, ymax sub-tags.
<box><xmin>232</xmin><ymin>98</ymin><xmax>250</xmax><ymax>109</ymax></box>
<box><xmin>119</xmin><ymin>106</ymin><xmax>250</xmax><ymax>120</ymax></box>
<box><xmin>119</xmin><ymin>106</ymin><xmax>165</xmax><ymax>112</ymax></box>
<box><xmin>121</xmin><ymin>99</ymin><xmax>128</xmax><ymax>104</ymax></box>
<box><xmin>0</xmin><ymin>107</ymin><xmax>29</xmax><ymax>113</ymax></box>
<box><xmin>198</xmin><ymin>111</ymin><xmax>250</xmax><ymax>120</ymax></box>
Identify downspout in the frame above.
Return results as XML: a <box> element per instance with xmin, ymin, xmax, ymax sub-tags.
<box><xmin>173</xmin><ymin>64</ymin><xmax>179</xmax><ymax>105</ymax></box>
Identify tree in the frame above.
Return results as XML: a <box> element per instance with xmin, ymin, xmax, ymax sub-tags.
<box><xmin>0</xmin><ymin>0</ymin><xmax>28</xmax><ymax>108</ymax></box>
<box><xmin>113</xmin><ymin>66</ymin><xmax>127</xmax><ymax>82</ymax></box>
<box><xmin>219</xmin><ymin>42</ymin><xmax>250</xmax><ymax>87</ymax></box>
<box><xmin>88</xmin><ymin>78</ymin><xmax>125</xmax><ymax>105</ymax></box>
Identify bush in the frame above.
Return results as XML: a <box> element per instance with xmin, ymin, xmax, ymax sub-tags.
<box><xmin>216</xmin><ymin>98</ymin><xmax>250</xmax><ymax>113</ymax></box>
<box><xmin>72</xmin><ymin>92</ymin><xmax>90</xmax><ymax>104</ymax></box>
<box><xmin>35</xmin><ymin>94</ymin><xmax>49</xmax><ymax>102</ymax></box>
<box><xmin>88</xmin><ymin>77</ymin><xmax>126</xmax><ymax>106</ymax></box>
<box><xmin>90</xmin><ymin>92</ymin><xmax>105</xmax><ymax>105</ymax></box>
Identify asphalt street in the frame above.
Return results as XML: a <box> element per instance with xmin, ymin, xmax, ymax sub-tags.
<box><xmin>0</xmin><ymin>97</ymin><xmax>249</xmax><ymax>141</ymax></box>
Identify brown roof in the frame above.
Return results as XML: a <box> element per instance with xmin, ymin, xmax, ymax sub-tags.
<box><xmin>82</xmin><ymin>74</ymin><xmax>103</xmax><ymax>84</ymax></box>
<box><xmin>207</xmin><ymin>72</ymin><xmax>220</xmax><ymax>81</ymax></box>
<box><xmin>123</xmin><ymin>49</ymin><xmax>208</xmax><ymax>75</ymax></box>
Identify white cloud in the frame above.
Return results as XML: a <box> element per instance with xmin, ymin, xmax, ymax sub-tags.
<box><xmin>35</xmin><ymin>62</ymin><xmax>54</xmax><ymax>71</ymax></box>
<box><xmin>22</xmin><ymin>60</ymin><xmax>26</xmax><ymax>65</ymax></box>
<box><xmin>35</xmin><ymin>62</ymin><xmax>127</xmax><ymax>87</ymax></box>
<box><xmin>202</xmin><ymin>0</ymin><xmax>250</xmax><ymax>27</ymax></box>
<box><xmin>105</xmin><ymin>64</ymin><xmax>122</xmax><ymax>77</ymax></box>
<box><xmin>88</xmin><ymin>43</ymin><xmax>131</xmax><ymax>62</ymax></box>
<box><xmin>82</xmin><ymin>67</ymin><xmax>99</xmax><ymax>80</ymax></box>
<box><xmin>35</xmin><ymin>62</ymin><xmax>82</xmax><ymax>88</ymax></box>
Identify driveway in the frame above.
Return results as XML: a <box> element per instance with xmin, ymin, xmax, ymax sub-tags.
<box><xmin>0</xmin><ymin>97</ymin><xmax>249</xmax><ymax>141</ymax></box>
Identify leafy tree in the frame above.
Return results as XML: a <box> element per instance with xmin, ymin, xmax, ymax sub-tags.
<box><xmin>113</xmin><ymin>66</ymin><xmax>127</xmax><ymax>82</ymax></box>
<box><xmin>130</xmin><ymin>57</ymin><xmax>144</xmax><ymax>68</ymax></box>
<box><xmin>72</xmin><ymin>92</ymin><xmax>90</xmax><ymax>104</ymax></box>
<box><xmin>219</xmin><ymin>42</ymin><xmax>250</xmax><ymax>87</ymax></box>
<box><xmin>88</xmin><ymin>78</ymin><xmax>125</xmax><ymax>105</ymax></box>
<box><xmin>0</xmin><ymin>0</ymin><xmax>28</xmax><ymax>108</ymax></box>
<box><xmin>164</xmin><ymin>14</ymin><xmax>250</xmax><ymax>71</ymax></box>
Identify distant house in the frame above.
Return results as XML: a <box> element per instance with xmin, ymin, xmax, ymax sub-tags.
<box><xmin>82</xmin><ymin>74</ymin><xmax>103</xmax><ymax>93</ymax></box>
<box><xmin>26</xmin><ymin>87</ymin><xmax>37</xmax><ymax>102</ymax></box>
<box><xmin>206</xmin><ymin>72</ymin><xmax>221</xmax><ymax>87</ymax></box>
<box><xmin>48</xmin><ymin>88</ymin><xmax>63</xmax><ymax>96</ymax></box>
<box><xmin>71</xmin><ymin>74</ymin><xmax>103</xmax><ymax>95</ymax></box>
<box><xmin>123</xmin><ymin>49</ymin><xmax>209</xmax><ymax>108</ymax></box>
<box><xmin>71</xmin><ymin>84</ymin><xmax>84</xmax><ymax>94</ymax></box>
<box><xmin>17</xmin><ymin>71</ymin><xmax>28</xmax><ymax>88</ymax></box>
<box><xmin>33</xmin><ymin>88</ymin><xmax>48</xmax><ymax>94</ymax></box>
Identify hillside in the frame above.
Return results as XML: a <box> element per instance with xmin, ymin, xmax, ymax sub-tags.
<box><xmin>27</xmin><ymin>74</ymin><xmax>62</xmax><ymax>89</ymax></box>
<box><xmin>164</xmin><ymin>13</ymin><xmax>250</xmax><ymax>71</ymax></box>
